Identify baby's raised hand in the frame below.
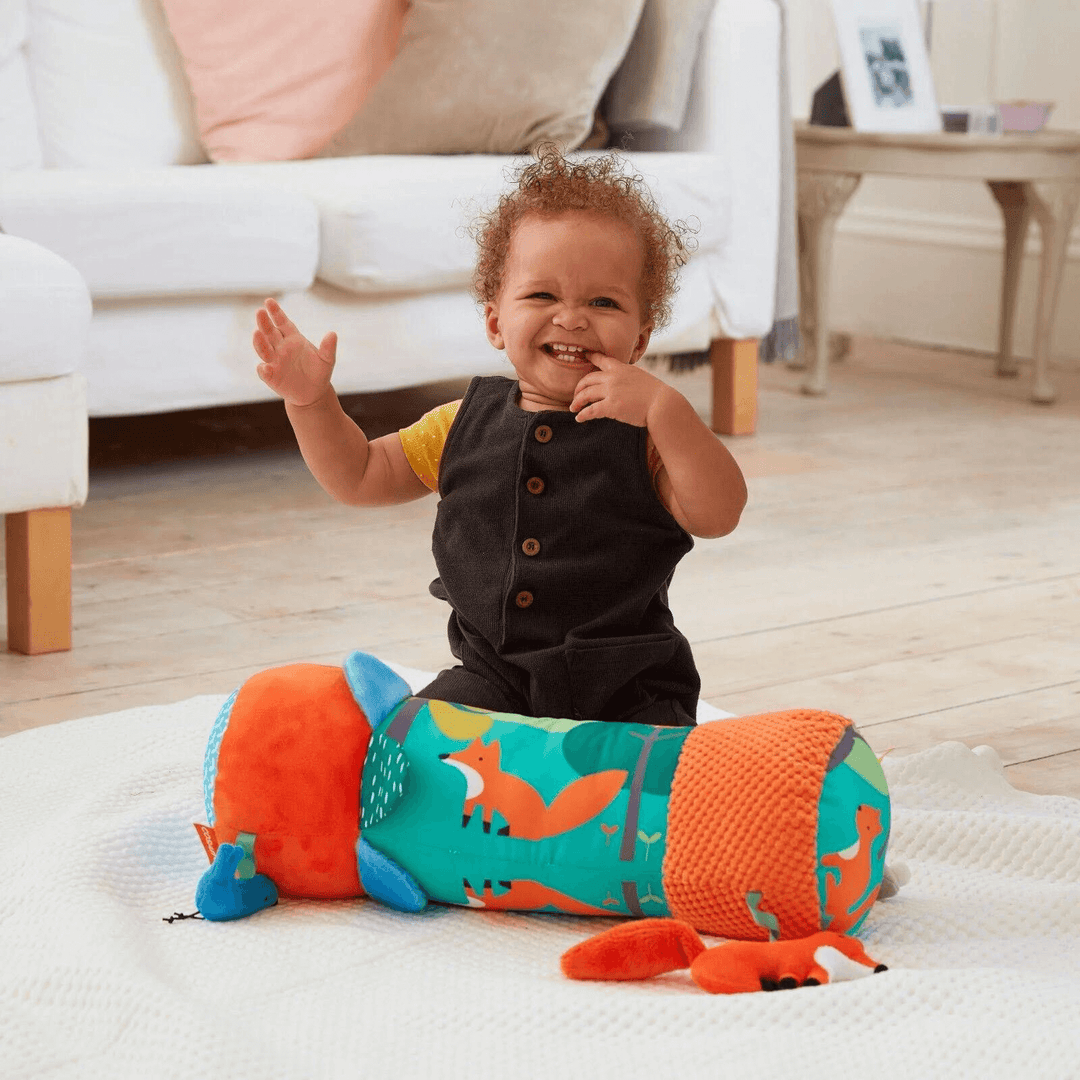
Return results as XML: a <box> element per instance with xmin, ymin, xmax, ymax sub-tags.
<box><xmin>253</xmin><ymin>298</ymin><xmax>338</xmax><ymax>408</ymax></box>
<box><xmin>570</xmin><ymin>352</ymin><xmax>670</xmax><ymax>428</ymax></box>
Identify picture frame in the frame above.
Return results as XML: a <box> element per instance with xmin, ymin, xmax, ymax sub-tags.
<box><xmin>829</xmin><ymin>0</ymin><xmax>942</xmax><ymax>133</ymax></box>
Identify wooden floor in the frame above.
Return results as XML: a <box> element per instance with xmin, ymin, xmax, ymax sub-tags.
<box><xmin>3</xmin><ymin>337</ymin><xmax>1079</xmax><ymax>798</ymax></box>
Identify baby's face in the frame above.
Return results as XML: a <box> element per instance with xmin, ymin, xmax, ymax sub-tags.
<box><xmin>484</xmin><ymin>211</ymin><xmax>652</xmax><ymax>410</ymax></box>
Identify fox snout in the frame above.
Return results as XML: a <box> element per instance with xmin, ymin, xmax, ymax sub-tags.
<box><xmin>439</xmin><ymin>750</ymin><xmax>485</xmax><ymax>799</ymax></box>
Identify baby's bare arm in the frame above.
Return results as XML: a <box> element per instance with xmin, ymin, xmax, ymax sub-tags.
<box><xmin>285</xmin><ymin>394</ymin><xmax>429</xmax><ymax>506</ymax></box>
<box><xmin>253</xmin><ymin>299</ymin><xmax>428</xmax><ymax>506</ymax></box>
<box><xmin>647</xmin><ymin>388</ymin><xmax>747</xmax><ymax>539</ymax></box>
<box><xmin>569</xmin><ymin>353</ymin><xmax>746</xmax><ymax>538</ymax></box>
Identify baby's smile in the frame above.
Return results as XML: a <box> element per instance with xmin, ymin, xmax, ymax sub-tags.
<box><xmin>543</xmin><ymin>341</ymin><xmax>595</xmax><ymax>367</ymax></box>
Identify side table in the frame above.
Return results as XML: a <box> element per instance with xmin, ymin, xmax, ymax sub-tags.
<box><xmin>794</xmin><ymin>123</ymin><xmax>1080</xmax><ymax>403</ymax></box>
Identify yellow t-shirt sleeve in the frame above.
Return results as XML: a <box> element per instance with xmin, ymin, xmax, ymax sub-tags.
<box><xmin>398</xmin><ymin>400</ymin><xmax>462</xmax><ymax>492</ymax></box>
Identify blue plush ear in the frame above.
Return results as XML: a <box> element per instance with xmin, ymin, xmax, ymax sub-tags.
<box><xmin>356</xmin><ymin>837</ymin><xmax>427</xmax><ymax>913</ymax></box>
<box><xmin>343</xmin><ymin>651</ymin><xmax>413</xmax><ymax>728</ymax></box>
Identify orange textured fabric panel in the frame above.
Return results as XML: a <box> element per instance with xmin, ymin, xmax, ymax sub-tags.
<box><xmin>663</xmin><ymin>710</ymin><xmax>851</xmax><ymax>940</ymax></box>
<box><xmin>213</xmin><ymin>664</ymin><xmax>373</xmax><ymax>898</ymax></box>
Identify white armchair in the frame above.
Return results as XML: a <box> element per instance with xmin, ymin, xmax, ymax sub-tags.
<box><xmin>0</xmin><ymin>234</ymin><xmax>90</xmax><ymax>654</ymax></box>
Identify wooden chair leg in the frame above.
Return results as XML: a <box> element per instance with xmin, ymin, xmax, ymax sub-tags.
<box><xmin>709</xmin><ymin>337</ymin><xmax>758</xmax><ymax>435</ymax></box>
<box><xmin>5</xmin><ymin>508</ymin><xmax>73</xmax><ymax>655</ymax></box>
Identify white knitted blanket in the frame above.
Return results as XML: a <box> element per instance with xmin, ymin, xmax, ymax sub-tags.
<box><xmin>2</xmin><ymin>670</ymin><xmax>1078</xmax><ymax>1080</ymax></box>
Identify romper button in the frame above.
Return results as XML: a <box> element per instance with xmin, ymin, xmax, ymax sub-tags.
<box><xmin>526</xmin><ymin>476</ymin><xmax>545</xmax><ymax>495</ymax></box>
<box><xmin>515</xmin><ymin>590</ymin><xmax>534</xmax><ymax>608</ymax></box>
<box><xmin>534</xmin><ymin>425</ymin><xmax>552</xmax><ymax>443</ymax></box>
<box><xmin>521</xmin><ymin>538</ymin><xmax>540</xmax><ymax>556</ymax></box>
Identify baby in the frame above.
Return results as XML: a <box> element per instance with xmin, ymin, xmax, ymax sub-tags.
<box><xmin>252</xmin><ymin>146</ymin><xmax>747</xmax><ymax>727</ymax></box>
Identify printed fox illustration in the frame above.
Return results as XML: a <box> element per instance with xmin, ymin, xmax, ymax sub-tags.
<box><xmin>462</xmin><ymin>877</ymin><xmax>609</xmax><ymax>916</ymax></box>
<box><xmin>439</xmin><ymin>738</ymin><xmax>627</xmax><ymax>840</ymax></box>
<box><xmin>821</xmin><ymin>803</ymin><xmax>884</xmax><ymax>933</ymax></box>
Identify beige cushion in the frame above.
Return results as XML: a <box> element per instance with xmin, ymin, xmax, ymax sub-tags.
<box><xmin>321</xmin><ymin>0</ymin><xmax>646</xmax><ymax>157</ymax></box>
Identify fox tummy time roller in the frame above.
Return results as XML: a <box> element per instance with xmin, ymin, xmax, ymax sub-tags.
<box><xmin>196</xmin><ymin>651</ymin><xmax>890</xmax><ymax>940</ymax></box>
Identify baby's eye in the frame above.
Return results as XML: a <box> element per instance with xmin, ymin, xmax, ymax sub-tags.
<box><xmin>529</xmin><ymin>292</ymin><xmax>555</xmax><ymax>300</ymax></box>
<box><xmin>591</xmin><ymin>297</ymin><xmax>619</xmax><ymax>309</ymax></box>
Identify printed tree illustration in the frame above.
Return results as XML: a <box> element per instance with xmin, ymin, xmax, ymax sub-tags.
<box><xmin>562</xmin><ymin>723</ymin><xmax>690</xmax><ymax>862</ymax></box>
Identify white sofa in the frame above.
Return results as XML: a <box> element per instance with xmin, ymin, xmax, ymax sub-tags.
<box><xmin>0</xmin><ymin>0</ymin><xmax>787</xmax><ymax>653</ymax></box>
<box><xmin>0</xmin><ymin>0</ymin><xmax>785</xmax><ymax>436</ymax></box>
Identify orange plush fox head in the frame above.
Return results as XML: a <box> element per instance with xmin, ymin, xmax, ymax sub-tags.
<box><xmin>206</xmin><ymin>663</ymin><xmax>375</xmax><ymax>899</ymax></box>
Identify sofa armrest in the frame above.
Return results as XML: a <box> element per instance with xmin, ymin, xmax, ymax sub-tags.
<box><xmin>0</xmin><ymin>235</ymin><xmax>89</xmax><ymax>515</ymax></box>
<box><xmin>0</xmin><ymin>234</ymin><xmax>91</xmax><ymax>383</ymax></box>
<box><xmin>0</xmin><ymin>232</ymin><xmax>89</xmax><ymax>516</ymax></box>
<box><xmin>629</xmin><ymin>0</ymin><xmax>782</xmax><ymax>341</ymax></box>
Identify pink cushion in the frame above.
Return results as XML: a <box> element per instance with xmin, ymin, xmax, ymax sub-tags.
<box><xmin>159</xmin><ymin>0</ymin><xmax>407</xmax><ymax>162</ymax></box>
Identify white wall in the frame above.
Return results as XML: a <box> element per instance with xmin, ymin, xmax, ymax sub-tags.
<box><xmin>787</xmin><ymin>0</ymin><xmax>1080</xmax><ymax>368</ymax></box>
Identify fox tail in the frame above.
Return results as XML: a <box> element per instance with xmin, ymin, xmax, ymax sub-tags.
<box><xmin>540</xmin><ymin>769</ymin><xmax>626</xmax><ymax>837</ymax></box>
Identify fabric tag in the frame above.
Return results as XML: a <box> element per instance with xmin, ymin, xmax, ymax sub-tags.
<box><xmin>234</xmin><ymin>832</ymin><xmax>257</xmax><ymax>880</ymax></box>
<box><xmin>194</xmin><ymin>823</ymin><xmax>219</xmax><ymax>864</ymax></box>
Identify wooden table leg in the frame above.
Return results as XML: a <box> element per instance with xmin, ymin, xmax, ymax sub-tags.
<box><xmin>795</xmin><ymin>170</ymin><xmax>861</xmax><ymax>395</ymax></box>
<box><xmin>6</xmin><ymin>508</ymin><xmax>73</xmax><ymax>655</ymax></box>
<box><xmin>709</xmin><ymin>338</ymin><xmax>758</xmax><ymax>435</ymax></box>
<box><xmin>987</xmin><ymin>181</ymin><xmax>1031</xmax><ymax>378</ymax></box>
<box><xmin>1024</xmin><ymin>181</ymin><xmax>1080</xmax><ymax>404</ymax></box>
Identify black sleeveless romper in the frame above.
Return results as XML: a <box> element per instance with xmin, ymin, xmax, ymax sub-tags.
<box><xmin>418</xmin><ymin>376</ymin><xmax>700</xmax><ymax>726</ymax></box>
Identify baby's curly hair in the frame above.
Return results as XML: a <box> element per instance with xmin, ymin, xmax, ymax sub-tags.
<box><xmin>471</xmin><ymin>144</ymin><xmax>696</xmax><ymax>331</ymax></box>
